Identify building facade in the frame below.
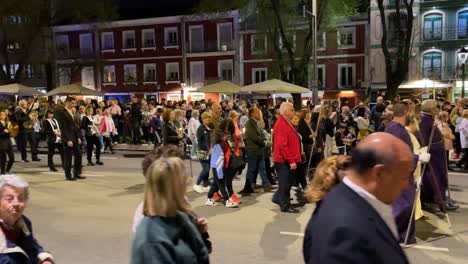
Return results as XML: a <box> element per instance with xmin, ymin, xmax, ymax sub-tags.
<box><xmin>239</xmin><ymin>13</ymin><xmax>369</xmax><ymax>107</ymax></box>
<box><xmin>53</xmin><ymin>11</ymin><xmax>239</xmax><ymax>102</ymax></box>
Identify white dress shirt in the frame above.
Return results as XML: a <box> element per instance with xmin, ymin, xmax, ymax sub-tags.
<box><xmin>343</xmin><ymin>177</ymin><xmax>399</xmax><ymax>239</ymax></box>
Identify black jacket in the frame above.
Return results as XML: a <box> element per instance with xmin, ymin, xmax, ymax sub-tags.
<box><xmin>15</xmin><ymin>108</ymin><xmax>31</xmax><ymax>133</ymax></box>
<box><xmin>303</xmin><ymin>183</ymin><xmax>409</xmax><ymax>264</ymax></box>
<box><xmin>162</xmin><ymin>122</ymin><xmax>180</xmax><ymax>145</ymax></box>
<box><xmin>81</xmin><ymin>116</ymin><xmax>98</xmax><ymax>137</ymax></box>
<box><xmin>297</xmin><ymin>119</ymin><xmax>313</xmax><ymax>146</ymax></box>
<box><xmin>43</xmin><ymin>119</ymin><xmax>60</xmax><ymax>144</ymax></box>
<box><xmin>197</xmin><ymin>124</ymin><xmax>211</xmax><ymax>151</ymax></box>
<box><xmin>60</xmin><ymin>109</ymin><xmax>81</xmax><ymax>143</ymax></box>
<box><xmin>0</xmin><ymin>121</ymin><xmax>12</xmax><ymax>150</ymax></box>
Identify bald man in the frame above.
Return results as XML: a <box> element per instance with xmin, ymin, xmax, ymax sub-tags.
<box><xmin>304</xmin><ymin>133</ymin><xmax>412</xmax><ymax>264</ymax></box>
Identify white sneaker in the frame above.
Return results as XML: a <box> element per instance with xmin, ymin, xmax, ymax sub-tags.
<box><xmin>205</xmin><ymin>198</ymin><xmax>219</xmax><ymax>206</ymax></box>
<box><xmin>225</xmin><ymin>198</ymin><xmax>239</xmax><ymax>208</ymax></box>
<box><xmin>193</xmin><ymin>184</ymin><xmax>204</xmax><ymax>194</ymax></box>
<box><xmin>202</xmin><ymin>186</ymin><xmax>211</xmax><ymax>193</ymax></box>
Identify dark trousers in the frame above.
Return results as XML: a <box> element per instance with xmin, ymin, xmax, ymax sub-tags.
<box><xmin>18</xmin><ymin>132</ymin><xmax>38</xmax><ymax>161</ymax></box>
<box><xmin>208</xmin><ymin>169</ymin><xmax>229</xmax><ymax>199</ymax></box>
<box><xmin>85</xmin><ymin>136</ymin><xmax>101</xmax><ymax>162</ymax></box>
<box><xmin>131</xmin><ymin>122</ymin><xmax>141</xmax><ymax>144</ymax></box>
<box><xmin>244</xmin><ymin>152</ymin><xmax>269</xmax><ymax>191</ymax></box>
<box><xmin>196</xmin><ymin>160</ymin><xmax>210</xmax><ymax>186</ymax></box>
<box><xmin>47</xmin><ymin>142</ymin><xmax>64</xmax><ymax>169</ymax></box>
<box><xmin>103</xmin><ymin>136</ymin><xmax>113</xmax><ymax>152</ymax></box>
<box><xmin>265</xmin><ymin>156</ymin><xmax>276</xmax><ymax>185</ymax></box>
<box><xmin>0</xmin><ymin>145</ymin><xmax>14</xmax><ymax>174</ymax></box>
<box><xmin>296</xmin><ymin>163</ymin><xmax>308</xmax><ymax>190</ymax></box>
<box><xmin>63</xmin><ymin>141</ymin><xmax>82</xmax><ymax>178</ymax></box>
<box><xmin>458</xmin><ymin>148</ymin><xmax>468</xmax><ymax>170</ymax></box>
<box><xmin>273</xmin><ymin>162</ymin><xmax>295</xmax><ymax>210</ymax></box>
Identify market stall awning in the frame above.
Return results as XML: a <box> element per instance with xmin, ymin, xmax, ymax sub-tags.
<box><xmin>0</xmin><ymin>83</ymin><xmax>44</xmax><ymax>95</ymax></box>
<box><xmin>371</xmin><ymin>80</ymin><xmax>452</xmax><ymax>90</ymax></box>
<box><xmin>241</xmin><ymin>79</ymin><xmax>310</xmax><ymax>94</ymax></box>
<box><xmin>197</xmin><ymin>81</ymin><xmax>242</xmax><ymax>93</ymax></box>
<box><xmin>45</xmin><ymin>84</ymin><xmax>104</xmax><ymax>96</ymax></box>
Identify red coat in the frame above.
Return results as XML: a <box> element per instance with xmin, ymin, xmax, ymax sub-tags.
<box><xmin>273</xmin><ymin>115</ymin><xmax>302</xmax><ymax>164</ymax></box>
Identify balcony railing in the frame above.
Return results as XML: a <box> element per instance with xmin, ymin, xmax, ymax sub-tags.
<box><xmin>420</xmin><ymin>26</ymin><xmax>468</xmax><ymax>42</ymax></box>
<box><xmin>186</xmin><ymin>40</ymin><xmax>234</xmax><ymax>53</ymax></box>
<box><xmin>421</xmin><ymin>66</ymin><xmax>460</xmax><ymax>81</ymax></box>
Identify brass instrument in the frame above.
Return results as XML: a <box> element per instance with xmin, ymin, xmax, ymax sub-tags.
<box><xmin>6</xmin><ymin>121</ymin><xmax>19</xmax><ymax>138</ymax></box>
<box><xmin>23</xmin><ymin>111</ymin><xmax>38</xmax><ymax>129</ymax></box>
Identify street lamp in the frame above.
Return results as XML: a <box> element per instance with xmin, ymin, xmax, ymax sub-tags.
<box><xmin>458</xmin><ymin>47</ymin><xmax>468</xmax><ymax>99</ymax></box>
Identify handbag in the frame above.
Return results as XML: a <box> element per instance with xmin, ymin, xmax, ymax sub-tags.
<box><xmin>229</xmin><ymin>151</ymin><xmax>246</xmax><ymax>171</ymax></box>
<box><xmin>196</xmin><ymin>150</ymin><xmax>210</xmax><ymax>161</ymax></box>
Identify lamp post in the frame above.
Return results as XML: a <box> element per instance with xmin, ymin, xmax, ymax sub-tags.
<box><xmin>458</xmin><ymin>47</ymin><xmax>468</xmax><ymax>99</ymax></box>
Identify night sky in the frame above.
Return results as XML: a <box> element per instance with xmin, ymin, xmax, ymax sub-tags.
<box><xmin>118</xmin><ymin>0</ymin><xmax>203</xmax><ymax>19</ymax></box>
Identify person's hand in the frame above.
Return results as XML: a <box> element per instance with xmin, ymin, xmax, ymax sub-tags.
<box><xmin>196</xmin><ymin>218</ymin><xmax>208</xmax><ymax>233</ymax></box>
<box><xmin>178</xmin><ymin>134</ymin><xmax>183</xmax><ymax>139</ymax></box>
<box><xmin>78</xmin><ymin>138</ymin><xmax>81</xmax><ymax>144</ymax></box>
<box><xmin>55</xmin><ymin>131</ymin><xmax>61</xmax><ymax>137</ymax></box>
<box><xmin>4</xmin><ymin>129</ymin><xmax>8</xmax><ymax>133</ymax></box>
<box><xmin>418</xmin><ymin>147</ymin><xmax>431</xmax><ymax>163</ymax></box>
<box><xmin>290</xmin><ymin>162</ymin><xmax>297</xmax><ymax>170</ymax></box>
<box><xmin>67</xmin><ymin>141</ymin><xmax>73</xmax><ymax>147</ymax></box>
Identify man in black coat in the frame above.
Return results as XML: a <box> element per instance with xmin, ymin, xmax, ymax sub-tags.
<box><xmin>303</xmin><ymin>133</ymin><xmax>413</xmax><ymax>264</ymax></box>
<box><xmin>15</xmin><ymin>99</ymin><xmax>39</xmax><ymax>162</ymax></box>
<box><xmin>130</xmin><ymin>96</ymin><xmax>142</xmax><ymax>144</ymax></box>
<box><xmin>0</xmin><ymin>110</ymin><xmax>14</xmax><ymax>174</ymax></box>
<box><xmin>60</xmin><ymin>97</ymin><xmax>84</xmax><ymax>181</ymax></box>
<box><xmin>43</xmin><ymin>110</ymin><xmax>64</xmax><ymax>172</ymax></box>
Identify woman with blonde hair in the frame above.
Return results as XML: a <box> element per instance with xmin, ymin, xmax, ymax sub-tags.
<box><xmin>305</xmin><ymin>155</ymin><xmax>352</xmax><ymax>204</ymax></box>
<box><xmin>131</xmin><ymin>157</ymin><xmax>210</xmax><ymax>264</ymax></box>
<box><xmin>436</xmin><ymin>111</ymin><xmax>455</xmax><ymax>171</ymax></box>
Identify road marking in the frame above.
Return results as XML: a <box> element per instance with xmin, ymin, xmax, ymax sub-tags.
<box><xmin>280</xmin><ymin>232</ymin><xmax>304</xmax><ymax>237</ymax></box>
<box><xmin>448</xmin><ymin>172</ymin><xmax>468</xmax><ymax>177</ymax></box>
<box><xmin>402</xmin><ymin>244</ymin><xmax>449</xmax><ymax>252</ymax></box>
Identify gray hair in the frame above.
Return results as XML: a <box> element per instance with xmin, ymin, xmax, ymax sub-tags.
<box><xmin>0</xmin><ymin>174</ymin><xmax>29</xmax><ymax>200</ymax></box>
<box><xmin>421</xmin><ymin>99</ymin><xmax>438</xmax><ymax>113</ymax></box>
<box><xmin>279</xmin><ymin>102</ymin><xmax>293</xmax><ymax>115</ymax></box>
<box><xmin>191</xmin><ymin>109</ymin><xmax>200</xmax><ymax>119</ymax></box>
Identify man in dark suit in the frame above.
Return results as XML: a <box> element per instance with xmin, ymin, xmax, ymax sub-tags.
<box><xmin>60</xmin><ymin>97</ymin><xmax>84</xmax><ymax>181</ymax></box>
<box><xmin>303</xmin><ymin>133</ymin><xmax>413</xmax><ymax>264</ymax></box>
<box><xmin>15</xmin><ymin>99</ymin><xmax>40</xmax><ymax>162</ymax></box>
<box><xmin>43</xmin><ymin>110</ymin><xmax>64</xmax><ymax>172</ymax></box>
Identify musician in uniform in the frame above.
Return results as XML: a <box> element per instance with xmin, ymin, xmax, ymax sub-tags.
<box><xmin>15</xmin><ymin>99</ymin><xmax>40</xmax><ymax>162</ymax></box>
<box><xmin>0</xmin><ymin>110</ymin><xmax>14</xmax><ymax>174</ymax></box>
<box><xmin>43</xmin><ymin>110</ymin><xmax>64</xmax><ymax>172</ymax></box>
<box><xmin>60</xmin><ymin>97</ymin><xmax>84</xmax><ymax>181</ymax></box>
<box><xmin>81</xmin><ymin>107</ymin><xmax>103</xmax><ymax>166</ymax></box>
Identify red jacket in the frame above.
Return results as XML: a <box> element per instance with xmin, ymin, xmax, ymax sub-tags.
<box><xmin>273</xmin><ymin>115</ymin><xmax>302</xmax><ymax>164</ymax></box>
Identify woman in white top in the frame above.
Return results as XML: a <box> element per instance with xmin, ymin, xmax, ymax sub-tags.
<box><xmin>456</xmin><ymin>109</ymin><xmax>468</xmax><ymax>170</ymax></box>
<box><xmin>355</xmin><ymin>106</ymin><xmax>370</xmax><ymax>140</ymax></box>
<box><xmin>188</xmin><ymin>110</ymin><xmax>201</xmax><ymax>159</ymax></box>
<box><xmin>94</xmin><ymin>108</ymin><xmax>104</xmax><ymax>150</ymax></box>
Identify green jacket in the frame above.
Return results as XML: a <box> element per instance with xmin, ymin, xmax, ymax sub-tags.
<box><xmin>131</xmin><ymin>212</ymin><xmax>210</xmax><ymax>264</ymax></box>
<box><xmin>244</xmin><ymin>117</ymin><xmax>265</xmax><ymax>155</ymax></box>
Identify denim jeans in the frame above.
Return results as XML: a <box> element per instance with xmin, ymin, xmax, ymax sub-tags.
<box><xmin>244</xmin><ymin>152</ymin><xmax>270</xmax><ymax>190</ymax></box>
<box><xmin>196</xmin><ymin>160</ymin><xmax>210</xmax><ymax>186</ymax></box>
<box><xmin>191</xmin><ymin>139</ymin><xmax>198</xmax><ymax>158</ymax></box>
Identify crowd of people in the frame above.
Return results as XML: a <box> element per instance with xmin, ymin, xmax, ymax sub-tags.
<box><xmin>1</xmin><ymin>93</ymin><xmax>467</xmax><ymax>263</ymax></box>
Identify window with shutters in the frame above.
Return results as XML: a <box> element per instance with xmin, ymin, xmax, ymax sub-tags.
<box><xmin>144</xmin><ymin>64</ymin><xmax>156</xmax><ymax>82</ymax></box>
<box><xmin>103</xmin><ymin>65</ymin><xmax>116</xmax><ymax>83</ymax></box>
<box><xmin>423</xmin><ymin>14</ymin><xmax>443</xmax><ymax>41</ymax></box>
<box><xmin>338</xmin><ymin>64</ymin><xmax>355</xmax><ymax>88</ymax></box>
<box><xmin>165</xmin><ymin>27</ymin><xmax>178</xmax><ymax>47</ymax></box>
<box><xmin>252</xmin><ymin>68</ymin><xmax>267</xmax><ymax>83</ymax></box>
<box><xmin>123</xmin><ymin>30</ymin><xmax>136</xmax><ymax>49</ymax></box>
<box><xmin>81</xmin><ymin>67</ymin><xmax>95</xmax><ymax>89</ymax></box>
<box><xmin>101</xmin><ymin>32</ymin><xmax>114</xmax><ymax>51</ymax></box>
<box><xmin>80</xmin><ymin>33</ymin><xmax>93</xmax><ymax>55</ymax></box>
<box><xmin>217</xmin><ymin>22</ymin><xmax>233</xmax><ymax>51</ymax></box>
<box><xmin>251</xmin><ymin>34</ymin><xmax>267</xmax><ymax>54</ymax></box>
<box><xmin>142</xmin><ymin>29</ymin><xmax>155</xmax><ymax>48</ymax></box>
<box><xmin>190</xmin><ymin>61</ymin><xmax>205</xmax><ymax>88</ymax></box>
<box><xmin>56</xmin><ymin>35</ymin><xmax>69</xmax><ymax>57</ymax></box>
<box><xmin>166</xmin><ymin>62</ymin><xmax>180</xmax><ymax>82</ymax></box>
<box><xmin>124</xmin><ymin>64</ymin><xmax>137</xmax><ymax>83</ymax></box>
<box><xmin>189</xmin><ymin>25</ymin><xmax>204</xmax><ymax>52</ymax></box>
<box><xmin>218</xmin><ymin>60</ymin><xmax>233</xmax><ymax>81</ymax></box>
<box><xmin>337</xmin><ymin>28</ymin><xmax>355</xmax><ymax>49</ymax></box>
<box><xmin>58</xmin><ymin>68</ymin><xmax>71</xmax><ymax>86</ymax></box>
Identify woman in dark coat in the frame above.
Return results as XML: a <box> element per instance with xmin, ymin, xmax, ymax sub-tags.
<box><xmin>296</xmin><ymin>109</ymin><xmax>314</xmax><ymax>190</ymax></box>
<box><xmin>162</xmin><ymin>109</ymin><xmax>182</xmax><ymax>146</ymax></box>
<box><xmin>82</xmin><ymin>107</ymin><xmax>103</xmax><ymax>166</ymax></box>
<box><xmin>0</xmin><ymin>110</ymin><xmax>14</xmax><ymax>174</ymax></box>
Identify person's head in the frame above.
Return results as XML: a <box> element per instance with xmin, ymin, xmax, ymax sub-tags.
<box><xmin>64</xmin><ymin>97</ymin><xmax>76</xmax><ymax>110</ymax></box>
<box><xmin>443</xmin><ymin>101</ymin><xmax>452</xmax><ymax>111</ymax></box>
<box><xmin>191</xmin><ymin>109</ymin><xmax>200</xmax><ymax>120</ymax></box>
<box><xmin>376</xmin><ymin>96</ymin><xmax>384</xmax><ymax>104</ymax></box>
<box><xmin>110</xmin><ymin>99</ymin><xmax>117</xmax><ymax>106</ymax></box>
<box><xmin>86</xmin><ymin>107</ymin><xmax>94</xmax><ymax>116</ymax></box>
<box><xmin>212</xmin><ymin>129</ymin><xmax>228</xmax><ymax>145</ymax></box>
<box><xmin>143</xmin><ymin>157</ymin><xmax>191</xmax><ymax>217</ymax></box>
<box><xmin>291</xmin><ymin>112</ymin><xmax>300</xmax><ymax>127</ymax></box>
<box><xmin>456</xmin><ymin>106</ymin><xmax>464</xmax><ymax>116</ymax></box>
<box><xmin>249</xmin><ymin>107</ymin><xmax>261</xmax><ymax>121</ymax></box>
<box><xmin>162</xmin><ymin>109</ymin><xmax>174</xmax><ymax>123</ymax></box>
<box><xmin>148</xmin><ymin>102</ymin><xmax>155</xmax><ymax>110</ymax></box>
<box><xmin>300</xmin><ymin>109</ymin><xmax>311</xmax><ymax>123</ymax></box>
<box><xmin>338</xmin><ymin>123</ymin><xmax>346</xmax><ymax>132</ymax></box>
<box><xmin>201</xmin><ymin>111</ymin><xmax>212</xmax><ymax>126</ymax></box>
<box><xmin>375</xmin><ymin>103</ymin><xmax>386</xmax><ymax>113</ymax></box>
<box><xmin>437</xmin><ymin>111</ymin><xmax>449</xmax><ymax>123</ymax></box>
<box><xmin>46</xmin><ymin>110</ymin><xmax>54</xmax><ymax>119</ymax></box>
<box><xmin>219</xmin><ymin>118</ymin><xmax>235</xmax><ymax>135</ymax></box>
<box><xmin>407</xmin><ymin>115</ymin><xmax>420</xmax><ymax>133</ymax></box>
<box><xmin>392</xmin><ymin>101</ymin><xmax>410</xmax><ymax>121</ymax></box>
<box><xmin>141</xmin><ymin>145</ymin><xmax>185</xmax><ymax>176</ymax></box>
<box><xmin>96</xmin><ymin>108</ymin><xmax>102</xmax><ymax>115</ymax></box>
<box><xmin>85</xmin><ymin>98</ymin><xmax>92</xmax><ymax>104</ymax></box>
<box><xmin>381</xmin><ymin>111</ymin><xmax>394</xmax><ymax>127</ymax></box>
<box><xmin>131</xmin><ymin>96</ymin><xmax>139</xmax><ymax>103</ymax></box>
<box><xmin>79</xmin><ymin>105</ymin><xmax>86</xmax><ymax>114</ymax></box>
<box><xmin>306</xmin><ymin>156</ymin><xmax>352</xmax><ymax>203</ymax></box>
<box><xmin>211</xmin><ymin>103</ymin><xmax>221</xmax><ymax>118</ymax></box>
<box><xmin>348</xmin><ymin>133</ymin><xmax>414</xmax><ymax>204</ymax></box>
<box><xmin>0</xmin><ymin>175</ymin><xmax>29</xmax><ymax>226</ymax></box>
<box><xmin>421</xmin><ymin>99</ymin><xmax>439</xmax><ymax>117</ymax></box>
<box><xmin>229</xmin><ymin>110</ymin><xmax>239</xmax><ymax>121</ymax></box>
<box><xmin>463</xmin><ymin>109</ymin><xmax>468</xmax><ymax>120</ymax></box>
<box><xmin>0</xmin><ymin>111</ymin><xmax>6</xmax><ymax>121</ymax></box>
<box><xmin>356</xmin><ymin>107</ymin><xmax>366</xmax><ymax>118</ymax></box>
<box><xmin>173</xmin><ymin>109</ymin><xmax>183</xmax><ymax>121</ymax></box>
<box><xmin>348</xmin><ymin>126</ymin><xmax>356</xmax><ymax>135</ymax></box>
<box><xmin>341</xmin><ymin>106</ymin><xmax>350</xmax><ymax>114</ymax></box>
<box><xmin>19</xmin><ymin>99</ymin><xmax>28</xmax><ymax>109</ymax></box>
<box><xmin>279</xmin><ymin>102</ymin><xmax>294</xmax><ymax>120</ymax></box>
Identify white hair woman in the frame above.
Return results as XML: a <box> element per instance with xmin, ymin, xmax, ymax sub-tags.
<box><xmin>0</xmin><ymin>174</ymin><xmax>54</xmax><ymax>264</ymax></box>
<box><xmin>100</xmin><ymin>109</ymin><xmax>117</xmax><ymax>154</ymax></box>
<box><xmin>188</xmin><ymin>110</ymin><xmax>201</xmax><ymax>159</ymax></box>
<box><xmin>131</xmin><ymin>157</ymin><xmax>210</xmax><ymax>264</ymax></box>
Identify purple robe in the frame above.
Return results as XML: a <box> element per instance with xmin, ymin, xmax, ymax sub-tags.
<box><xmin>385</xmin><ymin>121</ymin><xmax>417</xmax><ymax>243</ymax></box>
<box><xmin>418</xmin><ymin>113</ymin><xmax>447</xmax><ymax>204</ymax></box>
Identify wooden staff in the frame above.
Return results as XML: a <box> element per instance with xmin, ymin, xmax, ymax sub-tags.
<box><xmin>307</xmin><ymin>109</ymin><xmax>323</xmax><ymax>176</ymax></box>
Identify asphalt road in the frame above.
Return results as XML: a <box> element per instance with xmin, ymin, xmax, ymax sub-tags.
<box><xmin>8</xmin><ymin>151</ymin><xmax>468</xmax><ymax>264</ymax></box>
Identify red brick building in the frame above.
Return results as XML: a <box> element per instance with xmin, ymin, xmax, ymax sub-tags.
<box><xmin>53</xmin><ymin>11</ymin><xmax>239</xmax><ymax>102</ymax></box>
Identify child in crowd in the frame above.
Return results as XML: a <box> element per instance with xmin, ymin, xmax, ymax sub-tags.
<box><xmin>345</xmin><ymin>126</ymin><xmax>357</xmax><ymax>154</ymax></box>
<box><xmin>205</xmin><ymin>130</ymin><xmax>238</xmax><ymax>208</ymax></box>
<box><xmin>334</xmin><ymin>123</ymin><xmax>347</xmax><ymax>155</ymax></box>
